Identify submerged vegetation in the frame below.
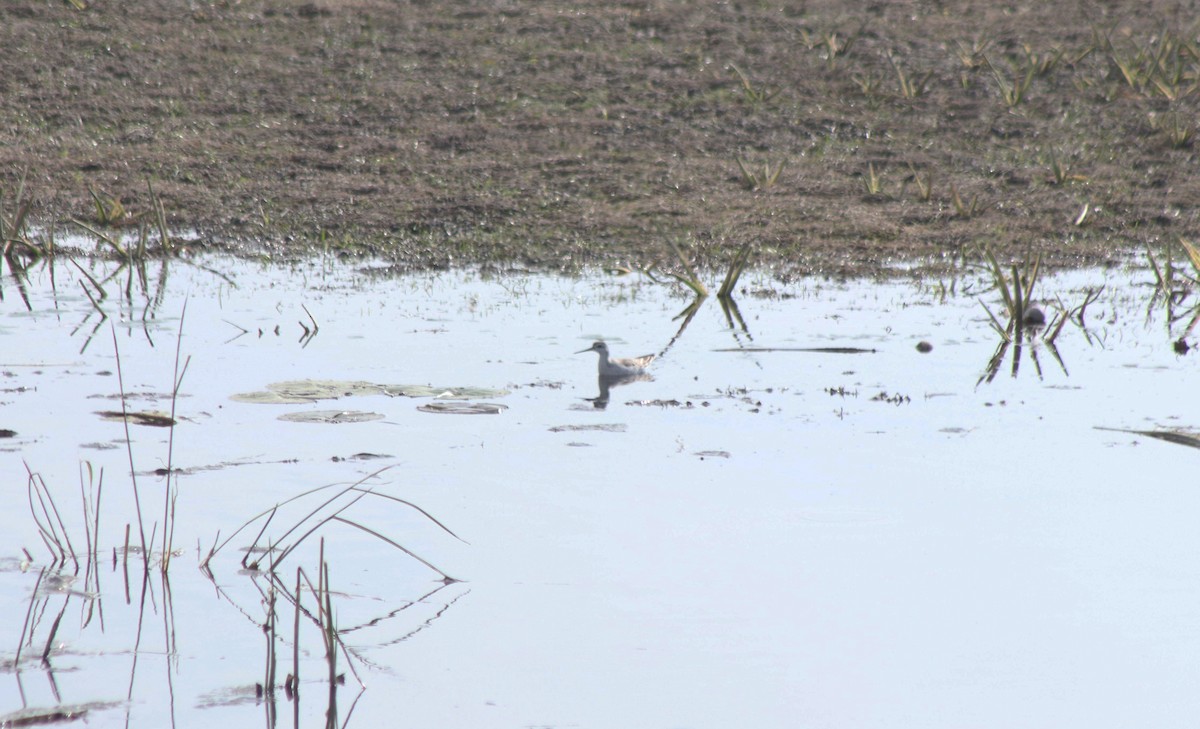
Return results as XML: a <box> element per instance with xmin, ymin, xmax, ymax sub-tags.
<box><xmin>1145</xmin><ymin>237</ymin><xmax>1200</xmax><ymax>345</ymax></box>
<box><xmin>1</xmin><ymin>241</ymin><xmax>1197</xmax><ymax>725</ymax></box>
<box><xmin>11</xmin><ymin>301</ymin><xmax>463</xmax><ymax>726</ymax></box>
<box><xmin>3</xmin><ymin>172</ymin><xmax>180</xmax><ymax>265</ymax></box>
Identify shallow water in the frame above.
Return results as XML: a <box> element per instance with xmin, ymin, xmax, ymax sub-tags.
<box><xmin>1</xmin><ymin>254</ymin><xmax>1199</xmax><ymax>728</ymax></box>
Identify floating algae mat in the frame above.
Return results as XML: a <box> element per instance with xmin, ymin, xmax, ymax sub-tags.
<box><xmin>230</xmin><ymin>379</ymin><xmax>510</xmax><ymax>404</ymax></box>
<box><xmin>229</xmin><ymin>379</ymin><xmax>390</xmax><ymax>404</ymax></box>
<box><xmin>277</xmin><ymin>409</ymin><xmax>386</xmax><ymax>424</ymax></box>
<box><xmin>417</xmin><ymin>401</ymin><xmax>508</xmax><ymax>415</ymax></box>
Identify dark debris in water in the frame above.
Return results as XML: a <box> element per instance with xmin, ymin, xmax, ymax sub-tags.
<box><xmin>627</xmin><ymin>399</ymin><xmax>695</xmax><ymax>408</ymax></box>
<box><xmin>194</xmin><ymin>684</ymin><xmax>265</xmax><ymax>710</ymax></box>
<box><xmin>418</xmin><ymin>401</ymin><xmax>508</xmax><ymax>415</ymax></box>
<box><xmin>743</xmin><ymin>288</ymin><xmax>798</xmax><ymax>300</ymax></box>
<box><xmin>870</xmin><ymin>391</ymin><xmax>911</xmax><ymax>405</ymax></box>
<box><xmin>80</xmin><ymin>441</ymin><xmax>122</xmax><ymax>450</ymax></box>
<box><xmin>231</xmin><ymin>379</ymin><xmax>510</xmax><ymax>404</ymax></box>
<box><xmin>89</xmin><ymin>390</ymin><xmax>182</xmax><ymax>401</ymax></box>
<box><xmin>331</xmin><ymin>452</ymin><xmax>393</xmax><ymax>461</ymax></box>
<box><xmin>0</xmin><ymin>699</ymin><xmax>122</xmax><ymax>726</ymax></box>
<box><xmin>94</xmin><ymin>410</ymin><xmax>177</xmax><ymax>427</ymax></box>
<box><xmin>0</xmin><ymin>556</ymin><xmax>34</xmax><ymax>573</ymax></box>
<box><xmin>511</xmin><ymin>379</ymin><xmax>565</xmax><ymax>390</ymax></box>
<box><xmin>142</xmin><ymin>456</ymin><xmax>300</xmax><ymax>476</ymax></box>
<box><xmin>388</xmin><ymin>384</ymin><xmax>510</xmax><ymax>399</ymax></box>
<box><xmin>1096</xmin><ymin>426</ymin><xmax>1200</xmax><ymax>450</ymax></box>
<box><xmin>716</xmin><ymin>386</ymin><xmax>788</xmax><ymax>397</ymax></box>
<box><xmin>278</xmin><ymin>409</ymin><xmax>385</xmax><ymax>424</ymax></box>
<box><xmin>0</xmin><ymin>706</ymin><xmax>89</xmax><ymax>727</ymax></box>
<box><xmin>694</xmin><ymin>450</ymin><xmax>731</xmax><ymax>459</ymax></box>
<box><xmin>706</xmin><ymin>386</ymin><xmax>775</xmax><ymax>413</ymax></box>
<box><xmin>549</xmin><ymin>424</ymin><xmax>627</xmax><ymax>433</ymax></box>
<box><xmin>713</xmin><ymin>346</ymin><xmax>877</xmax><ymax>354</ymax></box>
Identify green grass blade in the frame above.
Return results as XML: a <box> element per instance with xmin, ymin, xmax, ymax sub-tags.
<box><xmin>717</xmin><ymin>243</ymin><xmax>752</xmax><ymax>299</ymax></box>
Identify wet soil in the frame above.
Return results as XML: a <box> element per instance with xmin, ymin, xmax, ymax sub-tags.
<box><xmin>3</xmin><ymin>0</ymin><xmax>1198</xmax><ymax>275</ymax></box>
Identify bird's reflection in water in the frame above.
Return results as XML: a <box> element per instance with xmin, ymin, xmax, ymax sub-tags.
<box><xmin>587</xmin><ymin>373</ymin><xmax>653</xmax><ymax>409</ymax></box>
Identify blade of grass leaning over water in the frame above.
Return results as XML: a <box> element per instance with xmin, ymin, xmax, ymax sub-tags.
<box><xmin>208</xmin><ymin>467</ymin><xmax>462</xmax><ymax>582</ymax></box>
<box><xmin>293</xmin><ymin>568</ymin><xmax>302</xmax><ymax>701</ymax></box>
<box><xmin>981</xmin><ymin>248</ymin><xmax>1042</xmax><ymax>326</ymax></box>
<box><xmin>160</xmin><ymin>301</ymin><xmax>191</xmax><ymax>571</ymax></box>
<box><xmin>1146</xmin><ymin>244</ymin><xmax>1167</xmax><ymax>292</ymax></box>
<box><xmin>320</xmin><ymin>550</ymin><xmax>338</xmax><ymax>687</ymax></box>
<box><xmin>982</xmin><ymin>248</ymin><xmax>1014</xmax><ymax>314</ymax></box>
<box><xmin>979</xmin><ymin>299</ymin><xmax>1012</xmax><ymax>341</ymax></box>
<box><xmin>13</xmin><ymin>567</ymin><xmax>47</xmax><ymax>668</ymax></box>
<box><xmin>1095</xmin><ymin>426</ymin><xmax>1200</xmax><ymax>450</ymax></box>
<box><xmin>110</xmin><ymin>327</ymin><xmax>149</xmax><ymax>565</ymax></box>
<box><xmin>666</xmin><ymin>238</ymin><xmax>708</xmax><ymax>297</ymax></box>
<box><xmin>0</xmin><ymin>170</ymin><xmax>35</xmax><ymax>253</ymax></box>
<box><xmin>330</xmin><ymin>516</ymin><xmax>460</xmax><ymax>584</ymax></box>
<box><xmin>25</xmin><ymin>466</ymin><xmax>78</xmax><ymax>568</ymax></box>
<box><xmin>1044</xmin><ymin>306</ymin><xmax>1070</xmax><ymax>345</ymax></box>
<box><xmin>1179</xmin><ymin>238</ymin><xmax>1200</xmax><ymax>280</ymax></box>
<box><xmin>147</xmin><ymin>178</ymin><xmax>172</xmax><ymax>253</ymax></box>
<box><xmin>263</xmin><ymin>585</ymin><xmax>277</xmax><ymax>698</ymax></box>
<box><xmin>718</xmin><ymin>294</ymin><xmax>750</xmax><ymax>336</ymax></box>
<box><xmin>717</xmin><ymin>242</ymin><xmax>752</xmax><ymax>299</ymax></box>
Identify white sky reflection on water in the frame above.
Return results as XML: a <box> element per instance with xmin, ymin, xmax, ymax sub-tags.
<box><xmin>1</xmin><ymin>256</ymin><xmax>1199</xmax><ymax>728</ymax></box>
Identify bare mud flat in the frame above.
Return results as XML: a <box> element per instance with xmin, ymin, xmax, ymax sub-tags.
<box><xmin>3</xmin><ymin>1</ymin><xmax>1199</xmax><ymax>274</ymax></box>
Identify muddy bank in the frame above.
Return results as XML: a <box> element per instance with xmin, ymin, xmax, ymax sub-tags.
<box><xmin>2</xmin><ymin>0</ymin><xmax>1197</xmax><ymax>275</ymax></box>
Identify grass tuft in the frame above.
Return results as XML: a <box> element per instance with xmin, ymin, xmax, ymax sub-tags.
<box><xmin>798</xmin><ymin>23</ymin><xmax>865</xmax><ymax>70</ymax></box>
<box><xmin>862</xmin><ymin>163</ymin><xmax>884</xmax><ymax>196</ymax></box>
<box><xmin>954</xmin><ymin>37</ymin><xmax>993</xmax><ymax>69</ymax></box>
<box><xmin>88</xmin><ymin>186</ymin><xmax>138</xmax><ymax>227</ymax></box>
<box><xmin>1149</xmin><ymin>111</ymin><xmax>1195</xmax><ymax>148</ymax></box>
<box><xmin>950</xmin><ymin>184</ymin><xmax>983</xmax><ymax>218</ymax></box>
<box><xmin>888</xmin><ymin>53</ymin><xmax>933</xmax><ymax>98</ymax></box>
<box><xmin>979</xmin><ymin>248</ymin><xmax>1043</xmax><ymax>340</ymax></box>
<box><xmin>735</xmin><ymin>156</ymin><xmax>786</xmax><ymax>191</ymax></box>
<box><xmin>729</xmin><ymin>63</ymin><xmax>779</xmax><ymax>106</ymax></box>
<box><xmin>907</xmin><ymin>163</ymin><xmax>932</xmax><ymax>202</ymax></box>
<box><xmin>1179</xmin><ymin>238</ymin><xmax>1200</xmax><ymax>279</ymax></box>
<box><xmin>0</xmin><ymin>170</ymin><xmax>54</xmax><ymax>259</ymax></box>
<box><xmin>1045</xmin><ymin>149</ymin><xmax>1087</xmax><ymax>185</ymax></box>
<box><xmin>666</xmin><ymin>238</ymin><xmax>709</xmax><ymax>297</ymax></box>
<box><xmin>984</xmin><ymin>55</ymin><xmax>1034</xmax><ymax>107</ymax></box>
<box><xmin>717</xmin><ymin>242</ymin><xmax>752</xmax><ymax>299</ymax></box>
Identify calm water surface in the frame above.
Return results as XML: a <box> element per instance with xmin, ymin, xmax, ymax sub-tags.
<box><xmin>1</xmin><ymin>254</ymin><xmax>1198</xmax><ymax>728</ymax></box>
